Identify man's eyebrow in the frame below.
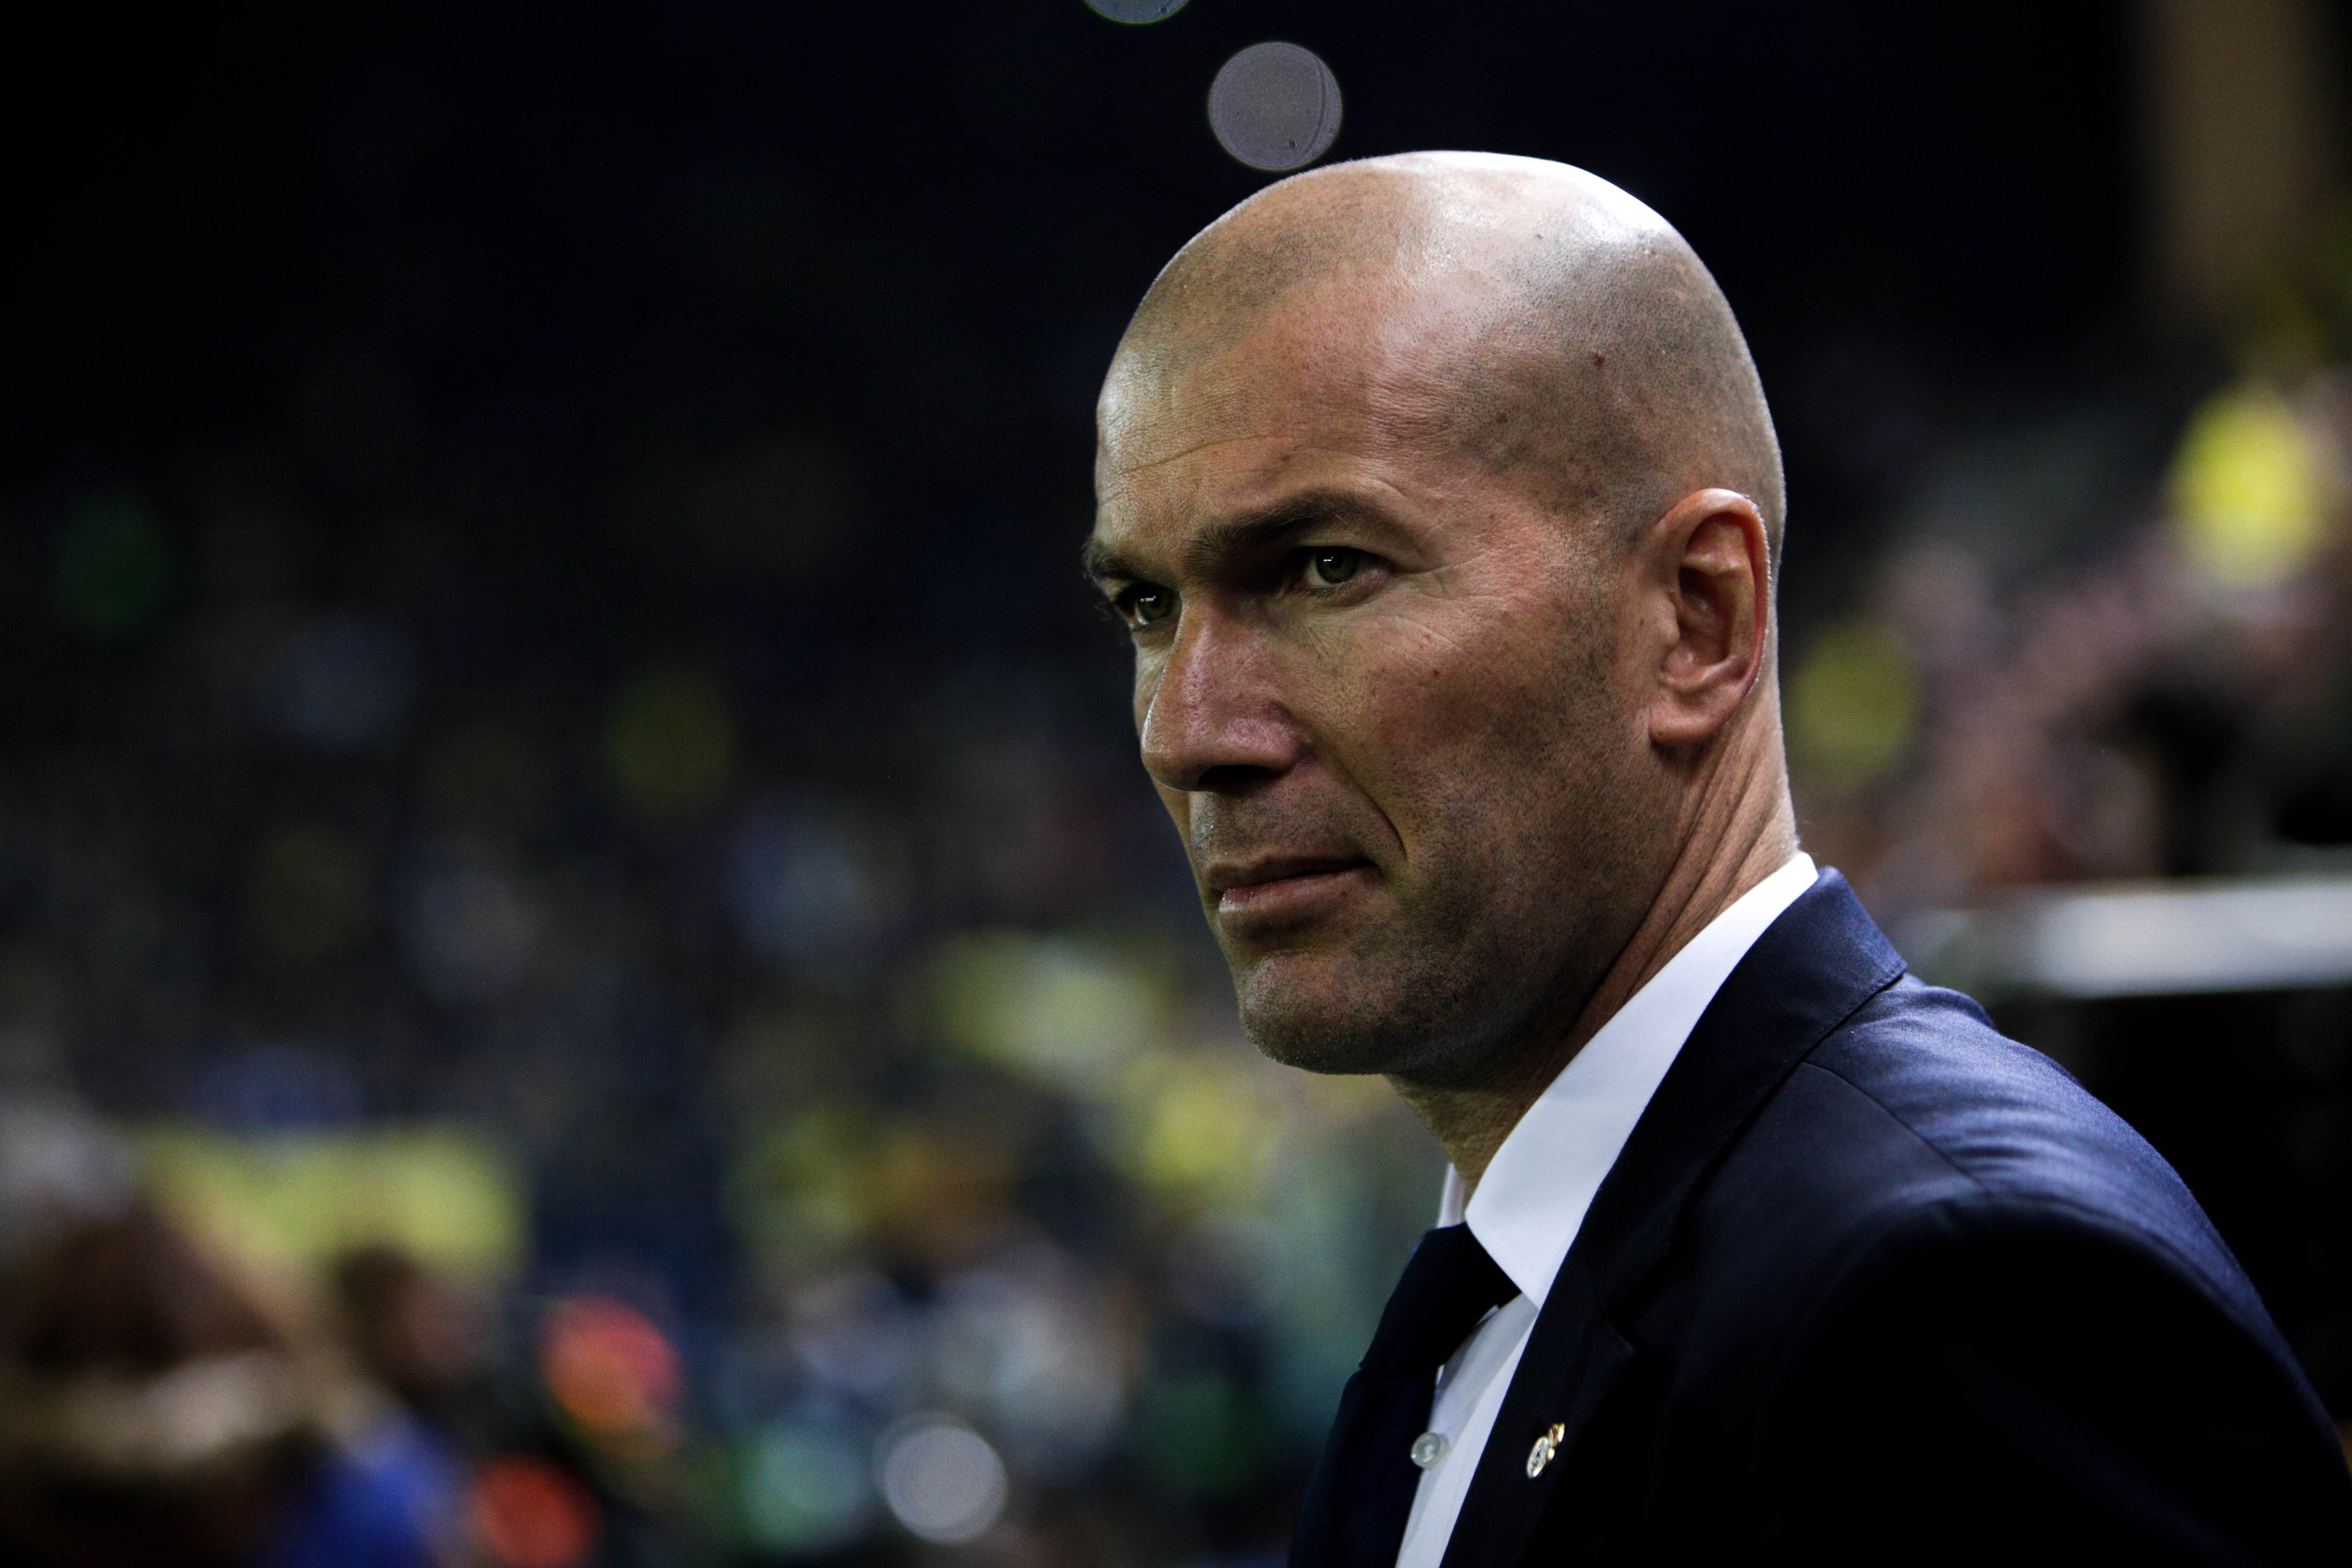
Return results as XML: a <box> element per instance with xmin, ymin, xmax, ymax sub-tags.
<box><xmin>1080</xmin><ymin>535</ymin><xmax>1136</xmax><ymax>587</ymax></box>
<box><xmin>1082</xmin><ymin>491</ymin><xmax>1382</xmax><ymax>588</ymax></box>
<box><xmin>1183</xmin><ymin>492</ymin><xmax>1366</xmax><ymax>574</ymax></box>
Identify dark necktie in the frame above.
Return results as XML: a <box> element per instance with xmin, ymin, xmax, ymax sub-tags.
<box><xmin>1290</xmin><ymin>1223</ymin><xmax>1520</xmax><ymax>1568</ymax></box>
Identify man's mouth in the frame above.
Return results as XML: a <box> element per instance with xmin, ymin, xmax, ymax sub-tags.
<box><xmin>1206</xmin><ymin>855</ymin><xmax>1376</xmax><ymax>922</ymax></box>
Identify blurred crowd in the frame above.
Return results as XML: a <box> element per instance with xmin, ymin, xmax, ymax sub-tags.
<box><xmin>0</xmin><ymin>993</ymin><xmax>1431</xmax><ymax>1568</ymax></box>
<box><xmin>0</xmin><ymin>1118</ymin><xmax>483</xmax><ymax>1568</ymax></box>
<box><xmin>1783</xmin><ymin>302</ymin><xmax>2352</xmax><ymax>912</ymax></box>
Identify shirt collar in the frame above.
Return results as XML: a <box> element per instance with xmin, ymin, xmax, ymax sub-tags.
<box><xmin>1439</xmin><ymin>853</ymin><xmax>1818</xmax><ymax>1305</ymax></box>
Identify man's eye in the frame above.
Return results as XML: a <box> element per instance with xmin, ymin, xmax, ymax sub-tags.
<box><xmin>1123</xmin><ymin>587</ymin><xmax>1175</xmax><ymax>627</ymax></box>
<box><xmin>1302</xmin><ymin>548</ymin><xmax>1365</xmax><ymax>589</ymax></box>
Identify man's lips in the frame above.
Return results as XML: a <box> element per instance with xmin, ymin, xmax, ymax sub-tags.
<box><xmin>1206</xmin><ymin>856</ymin><xmax>1375</xmax><ymax>921</ymax></box>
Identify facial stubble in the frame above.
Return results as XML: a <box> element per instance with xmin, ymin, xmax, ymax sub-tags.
<box><xmin>1221</xmin><ymin>618</ymin><xmax>1653</xmax><ymax>1092</ymax></box>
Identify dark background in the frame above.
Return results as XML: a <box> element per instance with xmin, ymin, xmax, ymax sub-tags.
<box><xmin>3</xmin><ymin>0</ymin><xmax>2149</xmax><ymax>642</ymax></box>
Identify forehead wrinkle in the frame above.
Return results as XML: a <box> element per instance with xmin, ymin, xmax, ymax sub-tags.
<box><xmin>1107</xmin><ymin>430</ymin><xmax>1283</xmax><ymax>479</ymax></box>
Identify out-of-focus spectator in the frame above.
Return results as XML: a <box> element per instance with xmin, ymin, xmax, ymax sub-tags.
<box><xmin>0</xmin><ymin>1203</ymin><xmax>447</xmax><ymax>1568</ymax></box>
<box><xmin>1791</xmin><ymin>357</ymin><xmax>2352</xmax><ymax>923</ymax></box>
<box><xmin>334</xmin><ymin>1245</ymin><xmax>489</xmax><ymax>1433</ymax></box>
<box><xmin>0</xmin><ymin>1096</ymin><xmax>137</xmax><ymax>1271</ymax></box>
<box><xmin>325</xmin><ymin>1246</ymin><xmax>478</xmax><ymax>1565</ymax></box>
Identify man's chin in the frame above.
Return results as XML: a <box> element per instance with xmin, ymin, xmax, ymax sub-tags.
<box><xmin>1232</xmin><ymin>951</ymin><xmax>1497</xmax><ymax>1079</ymax></box>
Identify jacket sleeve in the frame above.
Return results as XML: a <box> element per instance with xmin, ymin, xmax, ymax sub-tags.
<box><xmin>1754</xmin><ymin>1195</ymin><xmax>2352</xmax><ymax>1566</ymax></box>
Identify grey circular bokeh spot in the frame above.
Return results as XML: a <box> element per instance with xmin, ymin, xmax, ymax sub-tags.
<box><xmin>1084</xmin><ymin>0</ymin><xmax>1190</xmax><ymax>22</ymax></box>
<box><xmin>1208</xmin><ymin>42</ymin><xmax>1342</xmax><ymax>173</ymax></box>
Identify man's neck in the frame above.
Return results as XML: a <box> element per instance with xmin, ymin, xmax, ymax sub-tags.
<box><xmin>1394</xmin><ymin>753</ymin><xmax>1800</xmax><ymax>1195</ymax></box>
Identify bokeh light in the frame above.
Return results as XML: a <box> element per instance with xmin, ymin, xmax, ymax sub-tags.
<box><xmin>741</xmin><ymin>1416</ymin><xmax>874</xmax><ymax>1555</ymax></box>
<box><xmin>139</xmin><ymin>1123</ymin><xmax>526</xmax><ymax>1283</ymax></box>
<box><xmin>1788</xmin><ymin>618</ymin><xmax>1920</xmax><ymax>791</ymax></box>
<box><xmin>538</xmin><ymin>1295</ymin><xmax>684</xmax><ymax>1439</ymax></box>
<box><xmin>922</xmin><ymin>932</ymin><xmax>1164</xmax><ymax>1093</ymax></box>
<box><xmin>2169</xmin><ymin>380</ymin><xmax>2334</xmax><ymax>589</ymax></box>
<box><xmin>604</xmin><ymin>665</ymin><xmax>739</xmax><ymax>819</ymax></box>
<box><xmin>875</xmin><ymin>1415</ymin><xmax>1007</xmax><ymax>1545</ymax></box>
<box><xmin>1117</xmin><ymin>1052</ymin><xmax>1283</xmax><ymax>1209</ymax></box>
<box><xmin>468</xmin><ymin>1455</ymin><xmax>602</xmax><ymax>1568</ymax></box>
<box><xmin>1084</xmin><ymin>0</ymin><xmax>1190</xmax><ymax>21</ymax></box>
<box><xmin>1208</xmin><ymin>42</ymin><xmax>1343</xmax><ymax>172</ymax></box>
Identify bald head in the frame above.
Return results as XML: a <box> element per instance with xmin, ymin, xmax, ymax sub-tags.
<box><xmin>1088</xmin><ymin>152</ymin><xmax>1798</xmax><ymax>1109</ymax></box>
<box><xmin>1108</xmin><ymin>152</ymin><xmax>1783</xmax><ymax>559</ymax></box>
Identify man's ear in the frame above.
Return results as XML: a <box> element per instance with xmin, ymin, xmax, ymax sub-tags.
<box><xmin>1645</xmin><ymin>487</ymin><xmax>1771</xmax><ymax>750</ymax></box>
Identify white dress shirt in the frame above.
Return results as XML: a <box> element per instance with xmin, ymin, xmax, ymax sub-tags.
<box><xmin>1392</xmin><ymin>853</ymin><xmax>1818</xmax><ymax>1568</ymax></box>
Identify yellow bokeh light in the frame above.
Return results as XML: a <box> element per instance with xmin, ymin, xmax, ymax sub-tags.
<box><xmin>138</xmin><ymin>1122</ymin><xmax>526</xmax><ymax>1285</ymax></box>
<box><xmin>921</xmin><ymin>933</ymin><xmax>1165</xmax><ymax>1093</ymax></box>
<box><xmin>2170</xmin><ymin>382</ymin><xmax>2332</xmax><ymax>590</ymax></box>
<box><xmin>1788</xmin><ymin>618</ymin><xmax>1919</xmax><ymax>791</ymax></box>
<box><xmin>1118</xmin><ymin>1054</ymin><xmax>1281</xmax><ymax>1210</ymax></box>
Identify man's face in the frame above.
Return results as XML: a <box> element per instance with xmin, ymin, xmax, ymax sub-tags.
<box><xmin>1088</xmin><ymin>285</ymin><xmax>1669</xmax><ymax>1084</ymax></box>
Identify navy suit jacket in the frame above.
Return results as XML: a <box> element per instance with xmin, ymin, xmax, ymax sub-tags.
<box><xmin>1432</xmin><ymin>871</ymin><xmax>2352</xmax><ymax>1566</ymax></box>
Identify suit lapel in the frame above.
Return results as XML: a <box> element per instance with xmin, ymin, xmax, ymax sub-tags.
<box><xmin>1436</xmin><ymin>871</ymin><xmax>1905</xmax><ymax>1568</ymax></box>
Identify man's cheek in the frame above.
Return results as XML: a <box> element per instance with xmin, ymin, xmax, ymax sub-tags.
<box><xmin>1353</xmin><ymin>678</ymin><xmax>1518</xmax><ymax>787</ymax></box>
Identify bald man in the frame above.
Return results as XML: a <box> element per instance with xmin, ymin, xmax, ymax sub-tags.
<box><xmin>1086</xmin><ymin>154</ymin><xmax>2351</xmax><ymax>1566</ymax></box>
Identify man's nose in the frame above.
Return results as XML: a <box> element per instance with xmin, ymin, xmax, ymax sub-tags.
<box><xmin>1139</xmin><ymin>608</ymin><xmax>1303</xmax><ymax>794</ymax></box>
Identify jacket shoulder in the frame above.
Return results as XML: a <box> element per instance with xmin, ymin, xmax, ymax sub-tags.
<box><xmin>1679</xmin><ymin>974</ymin><xmax>2270</xmax><ymax>1348</ymax></box>
<box><xmin>1802</xmin><ymin>976</ymin><xmax>2239</xmax><ymax>1278</ymax></box>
